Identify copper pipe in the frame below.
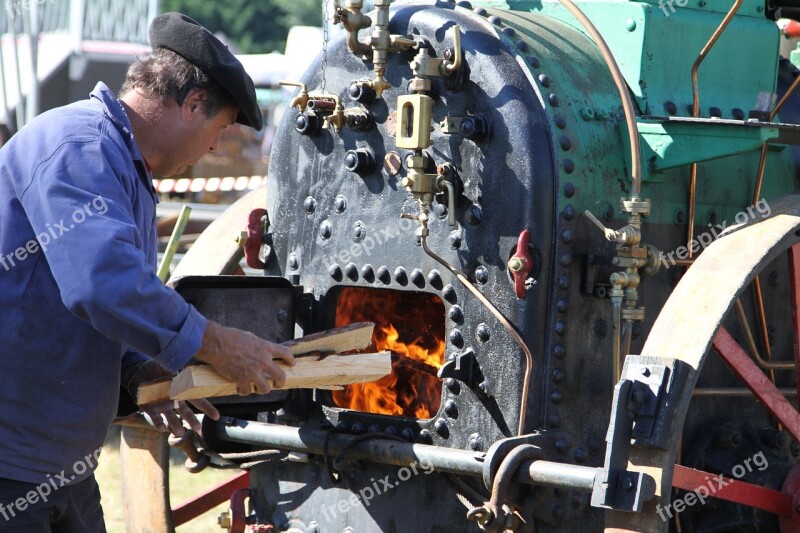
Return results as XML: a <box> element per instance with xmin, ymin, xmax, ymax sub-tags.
<box><xmin>693</xmin><ymin>388</ymin><xmax>797</xmax><ymax>397</ymax></box>
<box><xmin>771</xmin><ymin>73</ymin><xmax>800</xmax><ymax>122</ymax></box>
<box><xmin>421</xmin><ymin>235</ymin><xmax>533</xmax><ymax>436</ymax></box>
<box><xmin>734</xmin><ymin>298</ymin><xmax>793</xmax><ymax>370</ymax></box>
<box><xmin>673</xmin><ymin>258</ymin><xmax>695</xmax><ymax>267</ymax></box>
<box><xmin>556</xmin><ymin>0</ymin><xmax>642</xmax><ymax>197</ymax></box>
<box><xmin>686</xmin><ymin>0</ymin><xmax>742</xmax><ymax>258</ymax></box>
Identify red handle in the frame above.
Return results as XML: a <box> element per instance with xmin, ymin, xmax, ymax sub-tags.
<box><xmin>509</xmin><ymin>230</ymin><xmax>533</xmax><ymax>299</ymax></box>
<box><xmin>244</xmin><ymin>208</ymin><xmax>268</xmax><ymax>269</ymax></box>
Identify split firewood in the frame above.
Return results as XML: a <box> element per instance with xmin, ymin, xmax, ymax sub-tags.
<box><xmin>136</xmin><ymin>322</ymin><xmax>384</xmax><ymax>404</ymax></box>
<box><xmin>390</xmin><ymin>353</ymin><xmax>440</xmax><ymax>378</ymax></box>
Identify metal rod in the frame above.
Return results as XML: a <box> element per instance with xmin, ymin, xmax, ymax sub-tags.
<box><xmin>556</xmin><ymin>0</ymin><xmax>641</xmax><ymax>198</ymax></box>
<box><xmin>421</xmin><ymin>235</ymin><xmax>532</xmax><ymax>436</ymax></box>
<box><xmin>693</xmin><ymin>388</ymin><xmax>797</xmax><ymax>397</ymax></box>
<box><xmin>686</xmin><ymin>0</ymin><xmax>742</xmax><ymax>258</ymax></box>
<box><xmin>734</xmin><ymin>298</ymin><xmax>793</xmax><ymax>369</ymax></box>
<box><xmin>157</xmin><ymin>205</ymin><xmax>192</xmax><ymax>282</ymax></box>
<box><xmin>215</xmin><ymin>418</ymin><xmax>598</xmax><ymax>491</ymax></box>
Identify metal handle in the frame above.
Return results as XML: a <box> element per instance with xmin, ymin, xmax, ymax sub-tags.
<box><xmin>437</xmin><ymin>176</ymin><xmax>456</xmax><ymax>227</ymax></box>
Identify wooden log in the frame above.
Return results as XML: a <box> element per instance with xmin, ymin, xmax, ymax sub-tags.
<box><xmin>136</xmin><ymin>322</ymin><xmax>376</xmax><ymax>404</ymax></box>
<box><xmin>170</xmin><ymin>351</ymin><xmax>391</xmax><ymax>401</ymax></box>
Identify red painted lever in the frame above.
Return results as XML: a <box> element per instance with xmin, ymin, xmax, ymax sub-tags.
<box><xmin>508</xmin><ymin>230</ymin><xmax>533</xmax><ymax>299</ymax></box>
<box><xmin>244</xmin><ymin>208</ymin><xmax>268</xmax><ymax>269</ymax></box>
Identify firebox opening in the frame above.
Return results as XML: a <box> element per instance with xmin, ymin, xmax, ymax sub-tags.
<box><xmin>332</xmin><ymin>287</ymin><xmax>446</xmax><ymax>419</ymax></box>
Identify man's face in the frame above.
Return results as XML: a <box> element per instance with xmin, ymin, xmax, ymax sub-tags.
<box><xmin>160</xmin><ymin>94</ymin><xmax>238</xmax><ymax>176</ymax></box>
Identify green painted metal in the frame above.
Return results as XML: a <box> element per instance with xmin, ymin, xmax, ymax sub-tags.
<box><xmin>638</xmin><ymin>118</ymin><xmax>779</xmax><ymax>174</ymax></box>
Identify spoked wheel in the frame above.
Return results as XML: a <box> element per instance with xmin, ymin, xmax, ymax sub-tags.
<box><xmin>119</xmin><ymin>188</ymin><xmax>264</xmax><ymax>532</ymax></box>
<box><xmin>604</xmin><ymin>194</ymin><xmax>800</xmax><ymax>532</ymax></box>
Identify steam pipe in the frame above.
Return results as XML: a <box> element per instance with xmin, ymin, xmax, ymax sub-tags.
<box><xmin>215</xmin><ymin>418</ymin><xmax>598</xmax><ymax>491</ymax></box>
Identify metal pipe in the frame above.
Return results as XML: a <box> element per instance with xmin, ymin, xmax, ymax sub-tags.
<box><xmin>734</xmin><ymin>298</ymin><xmax>793</xmax><ymax>370</ymax></box>
<box><xmin>215</xmin><ymin>418</ymin><xmax>598</xmax><ymax>491</ymax></box>
<box><xmin>556</xmin><ymin>0</ymin><xmax>641</xmax><ymax>197</ymax></box>
<box><xmin>421</xmin><ymin>235</ymin><xmax>532</xmax><ymax>436</ymax></box>
<box><xmin>693</xmin><ymin>388</ymin><xmax>797</xmax><ymax>397</ymax></box>
<box><xmin>687</xmin><ymin>0</ymin><xmax>742</xmax><ymax>258</ymax></box>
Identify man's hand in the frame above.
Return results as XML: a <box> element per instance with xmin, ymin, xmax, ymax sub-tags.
<box><xmin>194</xmin><ymin>321</ymin><xmax>295</xmax><ymax>395</ymax></box>
<box><xmin>123</xmin><ymin>359</ymin><xmax>220</xmax><ymax>435</ymax></box>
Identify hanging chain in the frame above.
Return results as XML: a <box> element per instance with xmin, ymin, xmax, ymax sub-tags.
<box><xmin>321</xmin><ymin>0</ymin><xmax>331</xmax><ymax>91</ymax></box>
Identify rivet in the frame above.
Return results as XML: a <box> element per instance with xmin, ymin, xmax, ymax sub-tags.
<box><xmin>449</xmin><ymin>328</ymin><xmax>464</xmax><ymax>347</ymax></box>
<box><xmin>368</xmin><ymin>424</ymin><xmax>380</xmax><ymax>433</ymax></box>
<box><xmin>467</xmin><ymin>205</ymin><xmax>483</xmax><ymax>225</ymax></box>
<box><xmin>410</xmin><ymin>268</ymin><xmax>425</xmax><ymax>287</ymax></box>
<box><xmin>555</xmin><ymin>320</ymin><xmax>567</xmax><ymax>336</ymax></box>
<box><xmin>560</xmin><ymin>253</ymin><xmax>573</xmax><ymax>267</ymax></box>
<box><xmin>401</xmin><ymin>428</ymin><xmax>414</xmax><ymax>441</ymax></box>
<box><xmin>434</xmin><ymin>202</ymin><xmax>448</xmax><ymax>220</ymax></box>
<box><xmin>320</xmin><ymin>220</ymin><xmax>332</xmax><ymax>239</ymax></box>
<box><xmin>625</xmin><ymin>18</ymin><xmax>636</xmax><ymax>31</ymax></box>
<box><xmin>419</xmin><ymin>429</ymin><xmax>433</xmax><ymax>444</ymax></box>
<box><xmin>769</xmin><ymin>270</ymin><xmax>779</xmax><ymax>289</ymax></box>
<box><xmin>594</xmin><ymin>319</ymin><xmax>608</xmax><ymax>338</ymax></box>
<box><xmin>732</xmin><ymin>108</ymin><xmax>745</xmax><ymax>120</ymax></box>
<box><xmin>449</xmin><ymin>305</ymin><xmax>464</xmax><ymax>324</ymax></box>
<box><xmin>549</xmin><ymin>94</ymin><xmax>560</xmax><ymax>107</ymax></box>
<box><xmin>574</xmin><ymin>447</ymin><xmax>588</xmax><ymax>463</ymax></box>
<box><xmin>434</xmin><ymin>418</ymin><xmax>450</xmax><ymax>438</ymax></box>
<box><xmin>444</xmin><ymin>399</ymin><xmax>458</xmax><ymax>418</ymax></box>
<box><xmin>664</xmin><ymin>102</ymin><xmax>677</xmax><ymax>116</ymax></box>
<box><xmin>709</xmin><ymin>106</ymin><xmax>722</xmax><ymax>118</ymax></box>
<box><xmin>443</xmin><ymin>284</ymin><xmax>457</xmax><ymax>303</ymax></box>
<box><xmin>488</xmin><ymin>15</ymin><xmax>502</xmax><ymax>26</ymax></box>
<box><xmin>538</xmin><ymin>74</ymin><xmax>551</xmax><ymax>88</ymax></box>
<box><xmin>502</xmin><ymin>26</ymin><xmax>516</xmax><ymax>37</ymax></box>
<box><xmin>288</xmin><ymin>253</ymin><xmax>299</xmax><ymax>270</ymax></box>
<box><xmin>456</xmin><ymin>0</ymin><xmax>472</xmax><ymax>6</ymax></box>
<box><xmin>303</xmin><ymin>196</ymin><xmax>317</xmax><ymax>214</ymax></box>
<box><xmin>334</xmin><ymin>195</ymin><xmax>347</xmax><ymax>213</ymax></box>
<box><xmin>344</xmin><ymin>262</ymin><xmax>358</xmax><ymax>281</ymax></box>
<box><xmin>469</xmin><ymin>433</ymin><xmax>484</xmax><ymax>451</ymax></box>
<box><xmin>475</xmin><ymin>7</ymin><xmax>488</xmax><ymax>16</ymax></box>
<box><xmin>562</xmin><ymin>205</ymin><xmax>576</xmax><ymax>220</ymax></box>
<box><xmin>393</xmin><ymin>266</ymin><xmax>408</xmax><ymax>285</ymax></box>
<box><xmin>377</xmin><ymin>266</ymin><xmax>391</xmax><ymax>284</ymax></box>
<box><xmin>555</xmin><ymin>437</ymin><xmax>569</xmax><ymax>452</ymax></box>
<box><xmin>558</xmin><ymin>275</ymin><xmax>570</xmax><ymax>290</ymax></box>
<box><xmin>559</xmin><ymin>136</ymin><xmax>572</xmax><ymax>151</ymax></box>
<box><xmin>561</xmin><ymin>229</ymin><xmax>574</xmax><ymax>244</ymax></box>
<box><xmin>580</xmin><ymin>107</ymin><xmax>595</xmax><ymax>121</ymax></box>
<box><xmin>563</xmin><ymin>159</ymin><xmax>575</xmax><ymax>174</ymax></box>
<box><xmin>476</xmin><ymin>323</ymin><xmax>491</xmax><ymax>342</ymax></box>
<box><xmin>428</xmin><ymin>269</ymin><xmax>444</xmax><ymax>289</ymax></box>
<box><xmin>449</xmin><ymin>230</ymin><xmax>462</xmax><ymax>249</ymax></box>
<box><xmin>336</xmin><ymin>421</ymin><xmax>348</xmax><ymax>430</ymax></box>
<box><xmin>673</xmin><ymin>209</ymin><xmax>685</xmax><ymax>225</ymax></box>
<box><xmin>526</xmin><ymin>56</ymin><xmax>540</xmax><ymax>68</ymax></box>
<box><xmin>277</xmin><ymin>309</ymin><xmax>288</xmax><ymax>322</ymax></box>
<box><xmin>587</xmin><ymin>435</ymin><xmax>602</xmax><ymax>452</ymax></box>
<box><xmin>516</xmin><ymin>40</ymin><xmax>528</xmax><ymax>52</ymax></box>
<box><xmin>475</xmin><ymin>265</ymin><xmax>489</xmax><ymax>284</ymax></box>
<box><xmin>352</xmin><ymin>221</ymin><xmax>366</xmax><ymax>242</ymax></box>
<box><xmin>550</xmin><ymin>389</ymin><xmax>563</xmax><ymax>403</ymax></box>
<box><xmin>552</xmin><ymin>368</ymin><xmax>565</xmax><ymax>383</ymax></box>
<box><xmin>361</xmin><ymin>264</ymin><xmax>375</xmax><ymax>282</ymax></box>
<box><xmin>554</xmin><ymin>115</ymin><xmax>566</xmax><ymax>129</ymax></box>
<box><xmin>556</xmin><ymin>298</ymin><xmax>569</xmax><ymax>313</ymax></box>
<box><xmin>548</xmin><ymin>413</ymin><xmax>561</xmax><ymax>428</ymax></box>
<box><xmin>445</xmin><ymin>378</ymin><xmax>460</xmax><ymax>394</ymax></box>
<box><xmin>352</xmin><ymin>422</ymin><xmax>365</xmax><ymax>434</ymax></box>
<box><xmin>385</xmin><ymin>426</ymin><xmax>397</xmax><ymax>435</ymax></box>
<box><xmin>328</xmin><ymin>264</ymin><xmax>342</xmax><ymax>281</ymax></box>
<box><xmin>553</xmin><ymin>343</ymin><xmax>566</xmax><ymax>359</ymax></box>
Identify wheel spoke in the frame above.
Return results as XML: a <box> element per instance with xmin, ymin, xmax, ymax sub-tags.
<box><xmin>712</xmin><ymin>327</ymin><xmax>800</xmax><ymax>441</ymax></box>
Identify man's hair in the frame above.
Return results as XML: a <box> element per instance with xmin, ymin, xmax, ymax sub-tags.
<box><xmin>120</xmin><ymin>48</ymin><xmax>235</xmax><ymax>118</ymax></box>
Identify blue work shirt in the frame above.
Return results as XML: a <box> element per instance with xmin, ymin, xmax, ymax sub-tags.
<box><xmin>0</xmin><ymin>83</ymin><xmax>206</xmax><ymax>484</ymax></box>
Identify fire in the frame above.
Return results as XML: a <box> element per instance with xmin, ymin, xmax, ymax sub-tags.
<box><xmin>333</xmin><ymin>287</ymin><xmax>445</xmax><ymax>418</ymax></box>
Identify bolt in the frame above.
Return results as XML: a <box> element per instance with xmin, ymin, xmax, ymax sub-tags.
<box><xmin>622</xmin><ymin>477</ymin><xmax>634</xmax><ymax>491</ymax></box>
<box><xmin>508</xmin><ymin>257</ymin><xmax>526</xmax><ymax>272</ymax></box>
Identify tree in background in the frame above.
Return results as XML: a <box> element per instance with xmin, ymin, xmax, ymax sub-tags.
<box><xmin>160</xmin><ymin>0</ymin><xmax>323</xmax><ymax>53</ymax></box>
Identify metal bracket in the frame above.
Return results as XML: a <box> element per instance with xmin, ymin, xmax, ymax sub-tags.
<box><xmin>438</xmin><ymin>348</ymin><xmax>480</xmax><ymax>387</ymax></box>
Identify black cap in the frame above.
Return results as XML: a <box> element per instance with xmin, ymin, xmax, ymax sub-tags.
<box><xmin>149</xmin><ymin>12</ymin><xmax>262</xmax><ymax>130</ymax></box>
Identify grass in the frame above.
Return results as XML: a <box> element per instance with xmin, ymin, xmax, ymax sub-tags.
<box><xmin>95</xmin><ymin>427</ymin><xmax>236</xmax><ymax>533</ymax></box>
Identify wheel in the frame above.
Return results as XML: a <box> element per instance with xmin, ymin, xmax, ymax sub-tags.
<box><xmin>604</xmin><ymin>194</ymin><xmax>800</xmax><ymax>532</ymax></box>
<box><xmin>119</xmin><ymin>188</ymin><xmax>264</xmax><ymax>532</ymax></box>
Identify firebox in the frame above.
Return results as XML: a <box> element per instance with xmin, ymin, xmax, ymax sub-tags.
<box><xmin>329</xmin><ymin>286</ymin><xmax>445</xmax><ymax>419</ymax></box>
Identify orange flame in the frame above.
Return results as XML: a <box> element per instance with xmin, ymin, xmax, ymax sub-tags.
<box><xmin>333</xmin><ymin>287</ymin><xmax>445</xmax><ymax>418</ymax></box>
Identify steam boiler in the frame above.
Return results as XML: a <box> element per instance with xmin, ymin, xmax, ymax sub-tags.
<box><xmin>131</xmin><ymin>0</ymin><xmax>800</xmax><ymax>531</ymax></box>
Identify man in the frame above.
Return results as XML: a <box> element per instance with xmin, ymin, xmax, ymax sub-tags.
<box><xmin>0</xmin><ymin>13</ymin><xmax>292</xmax><ymax>531</ymax></box>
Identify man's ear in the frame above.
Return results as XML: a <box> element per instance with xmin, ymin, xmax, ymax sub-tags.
<box><xmin>181</xmin><ymin>88</ymin><xmax>208</xmax><ymax>120</ymax></box>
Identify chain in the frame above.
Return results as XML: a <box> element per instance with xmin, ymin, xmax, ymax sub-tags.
<box><xmin>321</xmin><ymin>0</ymin><xmax>330</xmax><ymax>91</ymax></box>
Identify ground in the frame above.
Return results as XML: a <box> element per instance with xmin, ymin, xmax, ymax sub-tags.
<box><xmin>96</xmin><ymin>427</ymin><xmax>236</xmax><ymax>532</ymax></box>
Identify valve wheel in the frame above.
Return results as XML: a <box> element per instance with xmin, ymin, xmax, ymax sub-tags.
<box><xmin>605</xmin><ymin>194</ymin><xmax>800</xmax><ymax>532</ymax></box>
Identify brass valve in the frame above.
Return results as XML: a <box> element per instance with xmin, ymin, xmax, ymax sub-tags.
<box><xmin>279</xmin><ymin>80</ymin><xmax>311</xmax><ymax>112</ymax></box>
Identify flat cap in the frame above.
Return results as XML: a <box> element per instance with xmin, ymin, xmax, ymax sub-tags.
<box><xmin>149</xmin><ymin>12</ymin><xmax>262</xmax><ymax>130</ymax></box>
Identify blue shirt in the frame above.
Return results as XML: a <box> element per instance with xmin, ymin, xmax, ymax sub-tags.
<box><xmin>0</xmin><ymin>83</ymin><xmax>207</xmax><ymax>484</ymax></box>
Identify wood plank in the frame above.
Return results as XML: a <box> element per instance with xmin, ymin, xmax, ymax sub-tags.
<box><xmin>136</xmin><ymin>322</ymin><xmax>376</xmax><ymax>404</ymax></box>
<box><xmin>170</xmin><ymin>351</ymin><xmax>391</xmax><ymax>401</ymax></box>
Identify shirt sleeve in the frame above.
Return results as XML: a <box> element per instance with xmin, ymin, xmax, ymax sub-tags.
<box><xmin>17</xmin><ymin>136</ymin><xmax>206</xmax><ymax>372</ymax></box>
